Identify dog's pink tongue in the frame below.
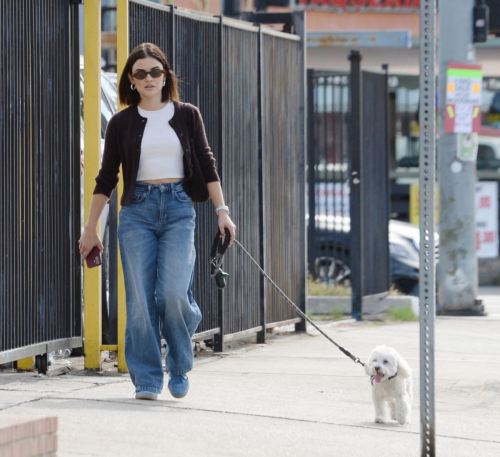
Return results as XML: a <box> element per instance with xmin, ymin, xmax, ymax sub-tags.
<box><xmin>375</xmin><ymin>373</ymin><xmax>384</xmax><ymax>383</ymax></box>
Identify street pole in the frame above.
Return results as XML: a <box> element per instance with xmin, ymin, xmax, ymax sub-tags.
<box><xmin>437</xmin><ymin>0</ymin><xmax>484</xmax><ymax>314</ymax></box>
<box><xmin>419</xmin><ymin>1</ymin><xmax>437</xmax><ymax>454</ymax></box>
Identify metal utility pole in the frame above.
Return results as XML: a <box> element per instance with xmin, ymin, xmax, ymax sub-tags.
<box><xmin>437</xmin><ymin>0</ymin><xmax>484</xmax><ymax>314</ymax></box>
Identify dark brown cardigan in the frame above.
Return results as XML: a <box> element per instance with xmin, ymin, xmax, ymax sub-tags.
<box><xmin>93</xmin><ymin>100</ymin><xmax>220</xmax><ymax>205</ymax></box>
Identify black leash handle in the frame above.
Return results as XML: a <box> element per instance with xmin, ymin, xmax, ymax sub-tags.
<box><xmin>211</xmin><ymin>228</ymin><xmax>231</xmax><ymax>289</ymax></box>
<box><xmin>211</xmin><ymin>228</ymin><xmax>230</xmax><ymax>258</ymax></box>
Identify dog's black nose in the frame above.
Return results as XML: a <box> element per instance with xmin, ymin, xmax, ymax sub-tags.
<box><xmin>375</xmin><ymin>366</ymin><xmax>380</xmax><ymax>372</ymax></box>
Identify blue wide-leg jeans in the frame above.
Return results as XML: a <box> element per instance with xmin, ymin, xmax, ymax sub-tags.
<box><xmin>117</xmin><ymin>181</ymin><xmax>202</xmax><ymax>394</ymax></box>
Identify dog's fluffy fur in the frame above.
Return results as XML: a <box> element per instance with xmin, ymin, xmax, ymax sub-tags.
<box><xmin>364</xmin><ymin>345</ymin><xmax>413</xmax><ymax>425</ymax></box>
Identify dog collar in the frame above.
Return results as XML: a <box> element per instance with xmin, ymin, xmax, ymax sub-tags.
<box><xmin>370</xmin><ymin>371</ymin><xmax>398</xmax><ymax>386</ymax></box>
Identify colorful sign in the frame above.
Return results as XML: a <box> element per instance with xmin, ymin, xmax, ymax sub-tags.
<box><xmin>293</xmin><ymin>0</ymin><xmax>420</xmax><ymax>10</ymax></box>
<box><xmin>476</xmin><ymin>182</ymin><xmax>499</xmax><ymax>258</ymax></box>
<box><xmin>444</xmin><ymin>63</ymin><xmax>483</xmax><ymax>134</ymax></box>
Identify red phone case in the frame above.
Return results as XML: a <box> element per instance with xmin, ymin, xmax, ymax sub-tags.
<box><xmin>86</xmin><ymin>246</ymin><xmax>102</xmax><ymax>268</ymax></box>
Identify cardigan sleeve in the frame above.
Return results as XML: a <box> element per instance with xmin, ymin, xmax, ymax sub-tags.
<box><xmin>93</xmin><ymin>115</ymin><xmax>121</xmax><ymax>198</ymax></box>
<box><xmin>192</xmin><ymin>106</ymin><xmax>221</xmax><ymax>184</ymax></box>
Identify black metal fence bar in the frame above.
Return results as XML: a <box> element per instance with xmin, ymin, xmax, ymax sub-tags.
<box><xmin>361</xmin><ymin>69</ymin><xmax>390</xmax><ymax>296</ymax></box>
<box><xmin>349</xmin><ymin>52</ymin><xmax>364</xmax><ymax>319</ymax></box>
<box><xmin>0</xmin><ymin>0</ymin><xmax>81</xmax><ymax>363</ymax></box>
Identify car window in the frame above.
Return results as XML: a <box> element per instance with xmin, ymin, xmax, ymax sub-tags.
<box><xmin>477</xmin><ymin>144</ymin><xmax>496</xmax><ymax>161</ymax></box>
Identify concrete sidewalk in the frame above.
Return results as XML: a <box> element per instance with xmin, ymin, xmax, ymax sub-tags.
<box><xmin>1</xmin><ymin>288</ymin><xmax>499</xmax><ymax>456</ymax></box>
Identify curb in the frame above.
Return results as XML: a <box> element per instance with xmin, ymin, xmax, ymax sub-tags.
<box><xmin>307</xmin><ymin>295</ymin><xmax>419</xmax><ymax>316</ymax></box>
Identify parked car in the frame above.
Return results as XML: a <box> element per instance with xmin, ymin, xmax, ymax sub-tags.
<box><xmin>309</xmin><ymin>215</ymin><xmax>438</xmax><ymax>296</ymax></box>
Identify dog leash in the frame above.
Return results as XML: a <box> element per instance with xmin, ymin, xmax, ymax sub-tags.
<box><xmin>210</xmin><ymin>229</ymin><xmax>364</xmax><ymax>367</ymax></box>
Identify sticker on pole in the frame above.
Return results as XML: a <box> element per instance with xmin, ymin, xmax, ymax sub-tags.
<box><xmin>457</xmin><ymin>132</ymin><xmax>479</xmax><ymax>161</ymax></box>
<box><xmin>445</xmin><ymin>63</ymin><xmax>482</xmax><ymax>133</ymax></box>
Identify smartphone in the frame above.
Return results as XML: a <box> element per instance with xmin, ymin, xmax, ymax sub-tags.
<box><xmin>86</xmin><ymin>246</ymin><xmax>102</xmax><ymax>268</ymax></box>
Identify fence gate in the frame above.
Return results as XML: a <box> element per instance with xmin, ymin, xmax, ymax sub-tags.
<box><xmin>307</xmin><ymin>57</ymin><xmax>391</xmax><ymax>318</ymax></box>
<box><xmin>0</xmin><ymin>0</ymin><xmax>82</xmax><ymax>367</ymax></box>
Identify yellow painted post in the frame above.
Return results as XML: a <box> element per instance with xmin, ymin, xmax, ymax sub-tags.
<box><xmin>84</xmin><ymin>0</ymin><xmax>102</xmax><ymax>370</ymax></box>
<box><xmin>409</xmin><ymin>184</ymin><xmax>440</xmax><ymax>226</ymax></box>
<box><xmin>16</xmin><ymin>357</ymin><xmax>34</xmax><ymax>372</ymax></box>
<box><xmin>116</xmin><ymin>0</ymin><xmax>129</xmax><ymax>373</ymax></box>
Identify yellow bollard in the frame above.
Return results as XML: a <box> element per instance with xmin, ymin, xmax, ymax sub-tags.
<box><xmin>83</xmin><ymin>0</ymin><xmax>102</xmax><ymax>370</ymax></box>
<box><xmin>116</xmin><ymin>0</ymin><xmax>129</xmax><ymax>373</ymax></box>
<box><xmin>16</xmin><ymin>357</ymin><xmax>34</xmax><ymax>372</ymax></box>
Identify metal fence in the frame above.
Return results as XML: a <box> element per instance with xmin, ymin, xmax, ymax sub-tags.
<box><xmin>307</xmin><ymin>56</ymin><xmax>390</xmax><ymax>317</ymax></box>
<box><xmin>127</xmin><ymin>1</ymin><xmax>306</xmax><ymax>347</ymax></box>
<box><xmin>0</xmin><ymin>0</ymin><xmax>82</xmax><ymax>365</ymax></box>
<box><xmin>261</xmin><ymin>32</ymin><xmax>304</xmax><ymax>328</ymax></box>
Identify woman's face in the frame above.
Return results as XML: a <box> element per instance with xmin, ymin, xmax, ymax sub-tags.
<box><xmin>128</xmin><ymin>56</ymin><xmax>166</xmax><ymax>102</ymax></box>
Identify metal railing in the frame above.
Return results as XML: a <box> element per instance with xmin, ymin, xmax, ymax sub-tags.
<box><xmin>121</xmin><ymin>1</ymin><xmax>306</xmax><ymax>351</ymax></box>
<box><xmin>0</xmin><ymin>0</ymin><xmax>82</xmax><ymax>366</ymax></box>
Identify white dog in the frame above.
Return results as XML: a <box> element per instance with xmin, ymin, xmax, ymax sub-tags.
<box><xmin>364</xmin><ymin>345</ymin><xmax>413</xmax><ymax>425</ymax></box>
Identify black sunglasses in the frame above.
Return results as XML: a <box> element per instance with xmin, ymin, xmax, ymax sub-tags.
<box><xmin>132</xmin><ymin>68</ymin><xmax>165</xmax><ymax>80</ymax></box>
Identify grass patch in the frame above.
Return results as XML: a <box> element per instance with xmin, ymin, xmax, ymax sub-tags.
<box><xmin>384</xmin><ymin>307</ymin><xmax>418</xmax><ymax>322</ymax></box>
<box><xmin>329</xmin><ymin>308</ymin><xmax>345</xmax><ymax>321</ymax></box>
<box><xmin>307</xmin><ymin>308</ymin><xmax>345</xmax><ymax>321</ymax></box>
<box><xmin>307</xmin><ymin>275</ymin><xmax>352</xmax><ymax>297</ymax></box>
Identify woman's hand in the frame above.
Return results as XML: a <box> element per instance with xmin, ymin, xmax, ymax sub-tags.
<box><xmin>218</xmin><ymin>212</ymin><xmax>236</xmax><ymax>248</ymax></box>
<box><xmin>79</xmin><ymin>227</ymin><xmax>104</xmax><ymax>259</ymax></box>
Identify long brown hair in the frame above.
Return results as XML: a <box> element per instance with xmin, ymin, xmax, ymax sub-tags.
<box><xmin>118</xmin><ymin>43</ymin><xmax>179</xmax><ymax>106</ymax></box>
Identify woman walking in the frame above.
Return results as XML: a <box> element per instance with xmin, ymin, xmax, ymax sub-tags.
<box><xmin>79</xmin><ymin>43</ymin><xmax>236</xmax><ymax>401</ymax></box>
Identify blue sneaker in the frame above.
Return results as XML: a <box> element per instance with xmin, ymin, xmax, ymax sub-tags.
<box><xmin>135</xmin><ymin>391</ymin><xmax>158</xmax><ymax>401</ymax></box>
<box><xmin>168</xmin><ymin>374</ymin><xmax>189</xmax><ymax>399</ymax></box>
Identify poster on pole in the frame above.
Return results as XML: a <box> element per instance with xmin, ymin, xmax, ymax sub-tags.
<box><xmin>476</xmin><ymin>181</ymin><xmax>498</xmax><ymax>258</ymax></box>
<box><xmin>457</xmin><ymin>133</ymin><xmax>479</xmax><ymax>161</ymax></box>
<box><xmin>445</xmin><ymin>63</ymin><xmax>482</xmax><ymax>133</ymax></box>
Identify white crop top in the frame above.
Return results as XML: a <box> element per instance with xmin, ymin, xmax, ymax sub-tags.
<box><xmin>136</xmin><ymin>102</ymin><xmax>184</xmax><ymax>181</ymax></box>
